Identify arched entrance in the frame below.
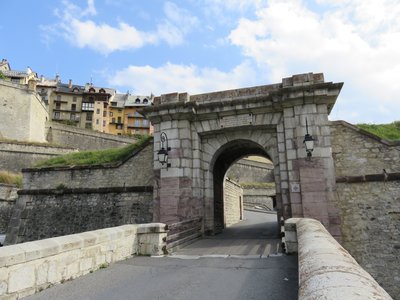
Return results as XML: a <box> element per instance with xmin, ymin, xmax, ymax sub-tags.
<box><xmin>210</xmin><ymin>139</ymin><xmax>274</xmax><ymax>234</ymax></box>
<box><xmin>143</xmin><ymin>72</ymin><xmax>343</xmax><ymax>239</ymax></box>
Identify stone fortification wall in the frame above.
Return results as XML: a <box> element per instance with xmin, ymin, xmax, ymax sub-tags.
<box><xmin>284</xmin><ymin>218</ymin><xmax>392</xmax><ymax>299</ymax></box>
<box><xmin>5</xmin><ymin>142</ymin><xmax>155</xmax><ymax>245</ymax></box>
<box><xmin>22</xmin><ymin>143</ymin><xmax>154</xmax><ymax>190</ymax></box>
<box><xmin>226</xmin><ymin>158</ymin><xmax>274</xmax><ymax>183</ymax></box>
<box><xmin>331</xmin><ymin>121</ymin><xmax>400</xmax><ymax>176</ymax></box>
<box><xmin>46</xmin><ymin>122</ymin><xmax>138</xmax><ymax>151</ymax></box>
<box><xmin>0</xmin><ymin>223</ymin><xmax>167</xmax><ymax>299</ymax></box>
<box><xmin>0</xmin><ymin>141</ymin><xmax>76</xmax><ymax>172</ymax></box>
<box><xmin>335</xmin><ymin>179</ymin><xmax>400</xmax><ymax>298</ymax></box>
<box><xmin>0</xmin><ymin>80</ymin><xmax>48</xmax><ymax>143</ymax></box>
<box><xmin>331</xmin><ymin>121</ymin><xmax>400</xmax><ymax>297</ymax></box>
<box><xmin>223</xmin><ymin>178</ymin><xmax>243</xmax><ymax>227</ymax></box>
<box><xmin>243</xmin><ymin>186</ymin><xmax>275</xmax><ymax>211</ymax></box>
<box><xmin>0</xmin><ymin>184</ymin><xmax>18</xmax><ymax>234</ymax></box>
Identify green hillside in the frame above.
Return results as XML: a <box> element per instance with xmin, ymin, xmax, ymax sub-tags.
<box><xmin>357</xmin><ymin>121</ymin><xmax>400</xmax><ymax>141</ymax></box>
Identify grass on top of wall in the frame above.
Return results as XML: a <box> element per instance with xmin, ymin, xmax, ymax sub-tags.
<box><xmin>0</xmin><ymin>171</ymin><xmax>22</xmax><ymax>187</ymax></box>
<box><xmin>357</xmin><ymin>121</ymin><xmax>400</xmax><ymax>141</ymax></box>
<box><xmin>240</xmin><ymin>182</ymin><xmax>276</xmax><ymax>189</ymax></box>
<box><xmin>35</xmin><ymin>135</ymin><xmax>151</xmax><ymax>168</ymax></box>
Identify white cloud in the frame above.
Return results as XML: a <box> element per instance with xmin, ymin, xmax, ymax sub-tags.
<box><xmin>108</xmin><ymin>61</ymin><xmax>258</xmax><ymax>95</ymax></box>
<box><xmin>228</xmin><ymin>0</ymin><xmax>400</xmax><ymax>122</ymax></box>
<box><xmin>43</xmin><ymin>0</ymin><xmax>198</xmax><ymax>54</ymax></box>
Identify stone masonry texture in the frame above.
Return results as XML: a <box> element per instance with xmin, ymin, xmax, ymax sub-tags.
<box><xmin>0</xmin><ymin>184</ymin><xmax>18</xmax><ymax>234</ymax></box>
<box><xmin>336</xmin><ymin>181</ymin><xmax>400</xmax><ymax>298</ymax></box>
<box><xmin>224</xmin><ymin>179</ymin><xmax>243</xmax><ymax>227</ymax></box>
<box><xmin>5</xmin><ymin>142</ymin><xmax>155</xmax><ymax>244</ymax></box>
<box><xmin>0</xmin><ymin>80</ymin><xmax>48</xmax><ymax>143</ymax></box>
<box><xmin>331</xmin><ymin>121</ymin><xmax>400</xmax><ymax>298</ymax></box>
<box><xmin>46</xmin><ymin>122</ymin><xmax>137</xmax><ymax>151</ymax></box>
<box><xmin>0</xmin><ymin>141</ymin><xmax>76</xmax><ymax>172</ymax></box>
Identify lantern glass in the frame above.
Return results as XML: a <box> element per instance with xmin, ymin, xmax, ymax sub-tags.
<box><xmin>157</xmin><ymin>148</ymin><xmax>168</xmax><ymax>164</ymax></box>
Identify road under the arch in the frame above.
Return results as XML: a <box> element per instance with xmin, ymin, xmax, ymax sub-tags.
<box><xmin>173</xmin><ymin>210</ymin><xmax>282</xmax><ymax>257</ymax></box>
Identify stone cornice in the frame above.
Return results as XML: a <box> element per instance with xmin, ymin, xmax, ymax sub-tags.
<box><xmin>141</xmin><ymin>74</ymin><xmax>343</xmax><ymax>124</ymax></box>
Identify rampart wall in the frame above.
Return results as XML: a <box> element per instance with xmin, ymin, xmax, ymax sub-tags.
<box><xmin>226</xmin><ymin>158</ymin><xmax>274</xmax><ymax>183</ymax></box>
<box><xmin>243</xmin><ymin>186</ymin><xmax>275</xmax><ymax>211</ymax></box>
<box><xmin>0</xmin><ymin>184</ymin><xmax>18</xmax><ymax>234</ymax></box>
<box><xmin>0</xmin><ymin>80</ymin><xmax>48</xmax><ymax>143</ymax></box>
<box><xmin>223</xmin><ymin>178</ymin><xmax>243</xmax><ymax>227</ymax></box>
<box><xmin>331</xmin><ymin>121</ymin><xmax>400</xmax><ymax>298</ymax></box>
<box><xmin>0</xmin><ymin>141</ymin><xmax>76</xmax><ymax>172</ymax></box>
<box><xmin>46</xmin><ymin>122</ymin><xmax>138</xmax><ymax>151</ymax></box>
<box><xmin>5</xmin><ymin>142</ymin><xmax>155</xmax><ymax>245</ymax></box>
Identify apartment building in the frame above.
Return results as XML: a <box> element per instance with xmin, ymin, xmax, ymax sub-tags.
<box><xmin>124</xmin><ymin>95</ymin><xmax>151</xmax><ymax>135</ymax></box>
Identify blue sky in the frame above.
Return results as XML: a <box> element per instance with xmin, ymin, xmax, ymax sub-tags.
<box><xmin>1</xmin><ymin>0</ymin><xmax>400</xmax><ymax>124</ymax></box>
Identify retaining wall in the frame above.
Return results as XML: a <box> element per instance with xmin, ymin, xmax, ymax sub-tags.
<box><xmin>0</xmin><ymin>141</ymin><xmax>76</xmax><ymax>172</ymax></box>
<box><xmin>226</xmin><ymin>158</ymin><xmax>274</xmax><ymax>183</ymax></box>
<box><xmin>46</xmin><ymin>122</ymin><xmax>138</xmax><ymax>151</ymax></box>
<box><xmin>5</xmin><ymin>142</ymin><xmax>155</xmax><ymax>245</ymax></box>
<box><xmin>0</xmin><ymin>184</ymin><xmax>18</xmax><ymax>234</ymax></box>
<box><xmin>284</xmin><ymin>218</ymin><xmax>392</xmax><ymax>299</ymax></box>
<box><xmin>0</xmin><ymin>223</ymin><xmax>167</xmax><ymax>299</ymax></box>
<box><xmin>242</xmin><ymin>186</ymin><xmax>275</xmax><ymax>211</ymax></box>
<box><xmin>223</xmin><ymin>178</ymin><xmax>243</xmax><ymax>227</ymax></box>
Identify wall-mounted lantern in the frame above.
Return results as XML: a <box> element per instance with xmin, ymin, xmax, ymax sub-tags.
<box><xmin>303</xmin><ymin>118</ymin><xmax>314</xmax><ymax>159</ymax></box>
<box><xmin>158</xmin><ymin>132</ymin><xmax>171</xmax><ymax>168</ymax></box>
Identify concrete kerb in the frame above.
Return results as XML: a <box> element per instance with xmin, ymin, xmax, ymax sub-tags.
<box><xmin>0</xmin><ymin>223</ymin><xmax>168</xmax><ymax>299</ymax></box>
<box><xmin>284</xmin><ymin>217</ymin><xmax>392</xmax><ymax>300</ymax></box>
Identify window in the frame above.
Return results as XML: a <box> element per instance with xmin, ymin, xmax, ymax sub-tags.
<box><xmin>118</xmin><ymin>109</ymin><xmax>122</xmax><ymax>113</ymax></box>
<box><xmin>85</xmin><ymin>123</ymin><xmax>92</xmax><ymax>129</ymax></box>
<box><xmin>143</xmin><ymin>99</ymin><xmax>148</xmax><ymax>104</ymax></box>
<box><xmin>116</xmin><ymin>124</ymin><xmax>123</xmax><ymax>129</ymax></box>
<box><xmin>89</xmin><ymin>87</ymin><xmax>95</xmax><ymax>93</ymax></box>
<box><xmin>109</xmin><ymin>112</ymin><xmax>113</xmax><ymax>117</ymax></box>
<box><xmin>117</xmin><ymin>116</ymin><xmax>122</xmax><ymax>123</ymax></box>
<box><xmin>96</xmin><ymin>119</ymin><xmax>99</xmax><ymax>125</ymax></box>
<box><xmin>56</xmin><ymin>95</ymin><xmax>61</xmax><ymax>101</ymax></box>
<box><xmin>82</xmin><ymin>102</ymin><xmax>94</xmax><ymax>111</ymax></box>
<box><xmin>71</xmin><ymin>104</ymin><xmax>76</xmax><ymax>111</ymax></box>
<box><xmin>73</xmin><ymin>96</ymin><xmax>77</xmax><ymax>102</ymax></box>
<box><xmin>99</xmin><ymin>88</ymin><xmax>106</xmax><ymax>93</ymax></box>
<box><xmin>135</xmin><ymin>98</ymin><xmax>140</xmax><ymax>103</ymax></box>
<box><xmin>96</xmin><ymin>108</ymin><xmax>100</xmax><ymax>114</ymax></box>
<box><xmin>135</xmin><ymin>119</ymin><xmax>140</xmax><ymax>126</ymax></box>
<box><xmin>53</xmin><ymin>112</ymin><xmax>60</xmax><ymax>119</ymax></box>
<box><xmin>55</xmin><ymin>103</ymin><xmax>61</xmax><ymax>109</ymax></box>
<box><xmin>103</xmin><ymin>120</ymin><xmax>106</xmax><ymax>127</ymax></box>
<box><xmin>112</xmin><ymin>117</ymin><xmax>116</xmax><ymax>123</ymax></box>
<box><xmin>143</xmin><ymin>120</ymin><xmax>149</xmax><ymax>126</ymax></box>
<box><xmin>103</xmin><ymin>111</ymin><xmax>106</xmax><ymax>117</ymax></box>
<box><xmin>70</xmin><ymin>113</ymin><xmax>76</xmax><ymax>121</ymax></box>
<box><xmin>86</xmin><ymin>113</ymin><xmax>93</xmax><ymax>121</ymax></box>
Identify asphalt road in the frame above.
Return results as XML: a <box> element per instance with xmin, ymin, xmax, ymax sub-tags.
<box><xmin>27</xmin><ymin>211</ymin><xmax>298</xmax><ymax>300</ymax></box>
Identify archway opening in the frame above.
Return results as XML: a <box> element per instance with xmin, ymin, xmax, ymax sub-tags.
<box><xmin>211</xmin><ymin>139</ymin><xmax>278</xmax><ymax>236</ymax></box>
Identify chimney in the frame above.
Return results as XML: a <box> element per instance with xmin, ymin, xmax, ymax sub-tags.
<box><xmin>26</xmin><ymin>66</ymin><xmax>32</xmax><ymax>74</ymax></box>
<box><xmin>55</xmin><ymin>74</ymin><xmax>60</xmax><ymax>82</ymax></box>
<box><xmin>40</xmin><ymin>75</ymin><xmax>44</xmax><ymax>82</ymax></box>
<box><xmin>68</xmin><ymin>79</ymin><xmax>72</xmax><ymax>88</ymax></box>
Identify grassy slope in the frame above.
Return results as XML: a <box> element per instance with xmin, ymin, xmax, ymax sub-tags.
<box><xmin>35</xmin><ymin>135</ymin><xmax>151</xmax><ymax>168</ymax></box>
<box><xmin>357</xmin><ymin>121</ymin><xmax>400</xmax><ymax>141</ymax></box>
<box><xmin>0</xmin><ymin>171</ymin><xmax>22</xmax><ymax>187</ymax></box>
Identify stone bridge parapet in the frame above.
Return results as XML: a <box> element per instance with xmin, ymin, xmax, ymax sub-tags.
<box><xmin>284</xmin><ymin>218</ymin><xmax>392</xmax><ymax>299</ymax></box>
<box><xmin>0</xmin><ymin>223</ymin><xmax>167</xmax><ymax>299</ymax></box>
